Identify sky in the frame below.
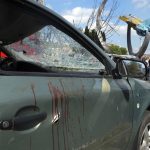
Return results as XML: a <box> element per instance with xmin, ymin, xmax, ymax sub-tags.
<box><xmin>44</xmin><ymin>0</ymin><xmax>150</xmax><ymax>53</ymax></box>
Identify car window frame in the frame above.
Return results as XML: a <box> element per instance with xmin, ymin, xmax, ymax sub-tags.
<box><xmin>0</xmin><ymin>1</ymin><xmax>117</xmax><ymax>76</ymax></box>
<box><xmin>1</xmin><ymin>25</ymin><xmax>109</xmax><ymax>76</ymax></box>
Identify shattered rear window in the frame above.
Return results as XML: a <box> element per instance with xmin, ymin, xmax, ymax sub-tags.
<box><xmin>5</xmin><ymin>25</ymin><xmax>105</xmax><ymax>73</ymax></box>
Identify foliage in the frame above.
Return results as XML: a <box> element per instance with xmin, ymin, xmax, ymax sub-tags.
<box><xmin>108</xmin><ymin>44</ymin><xmax>127</xmax><ymax>55</ymax></box>
<box><xmin>84</xmin><ymin>27</ymin><xmax>127</xmax><ymax>55</ymax></box>
<box><xmin>84</xmin><ymin>26</ymin><xmax>105</xmax><ymax>50</ymax></box>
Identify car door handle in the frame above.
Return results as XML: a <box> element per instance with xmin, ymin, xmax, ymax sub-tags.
<box><xmin>0</xmin><ymin>112</ymin><xmax>47</xmax><ymax>131</ymax></box>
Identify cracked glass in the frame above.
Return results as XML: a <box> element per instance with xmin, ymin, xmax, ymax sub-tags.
<box><xmin>5</xmin><ymin>25</ymin><xmax>105</xmax><ymax>73</ymax></box>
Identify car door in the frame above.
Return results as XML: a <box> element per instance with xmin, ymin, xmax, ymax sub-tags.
<box><xmin>0</xmin><ymin>23</ymin><xmax>133</xmax><ymax>150</ymax></box>
<box><xmin>0</xmin><ymin>76</ymin><xmax>132</xmax><ymax>150</ymax></box>
<box><xmin>0</xmin><ymin>76</ymin><xmax>50</xmax><ymax>150</ymax></box>
<box><xmin>47</xmin><ymin>76</ymin><xmax>133</xmax><ymax>150</ymax></box>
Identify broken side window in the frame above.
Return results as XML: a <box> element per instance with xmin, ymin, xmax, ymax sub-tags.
<box><xmin>5</xmin><ymin>25</ymin><xmax>105</xmax><ymax>73</ymax></box>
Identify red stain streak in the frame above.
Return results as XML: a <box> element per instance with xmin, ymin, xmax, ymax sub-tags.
<box><xmin>48</xmin><ymin>83</ymin><xmax>55</xmax><ymax>150</ymax></box>
<box><xmin>55</xmin><ymin>88</ymin><xmax>61</xmax><ymax>150</ymax></box>
<box><xmin>48</xmin><ymin>82</ymin><xmax>68</xmax><ymax>150</ymax></box>
<box><xmin>48</xmin><ymin>81</ymin><xmax>87</xmax><ymax>149</ymax></box>
<box><xmin>31</xmin><ymin>84</ymin><xmax>37</xmax><ymax>106</ymax></box>
<box><xmin>60</xmin><ymin>80</ymin><xmax>70</xmax><ymax>150</ymax></box>
<box><xmin>53</xmin><ymin>88</ymin><xmax>58</xmax><ymax>117</ymax></box>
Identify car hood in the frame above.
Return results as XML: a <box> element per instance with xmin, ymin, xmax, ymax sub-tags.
<box><xmin>0</xmin><ymin>0</ymin><xmax>47</xmax><ymax>46</ymax></box>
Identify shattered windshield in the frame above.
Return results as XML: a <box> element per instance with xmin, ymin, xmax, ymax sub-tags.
<box><xmin>5</xmin><ymin>25</ymin><xmax>105</xmax><ymax>72</ymax></box>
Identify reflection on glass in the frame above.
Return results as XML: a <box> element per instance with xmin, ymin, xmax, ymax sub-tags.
<box><xmin>123</xmin><ymin>60</ymin><xmax>145</xmax><ymax>77</ymax></box>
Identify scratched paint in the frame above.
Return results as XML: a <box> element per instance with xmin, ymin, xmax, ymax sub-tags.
<box><xmin>48</xmin><ymin>82</ymin><xmax>57</xmax><ymax>150</ymax></box>
<box><xmin>60</xmin><ymin>80</ymin><xmax>70</xmax><ymax>150</ymax></box>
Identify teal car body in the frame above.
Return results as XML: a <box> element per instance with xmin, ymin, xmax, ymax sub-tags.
<box><xmin>0</xmin><ymin>0</ymin><xmax>149</xmax><ymax>150</ymax></box>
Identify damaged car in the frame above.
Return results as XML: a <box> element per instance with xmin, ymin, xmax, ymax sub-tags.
<box><xmin>0</xmin><ymin>0</ymin><xmax>149</xmax><ymax>150</ymax></box>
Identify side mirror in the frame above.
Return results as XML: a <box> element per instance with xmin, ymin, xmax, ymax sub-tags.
<box><xmin>117</xmin><ymin>59</ymin><xmax>147</xmax><ymax>78</ymax></box>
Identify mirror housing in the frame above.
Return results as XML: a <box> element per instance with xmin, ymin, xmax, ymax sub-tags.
<box><xmin>116</xmin><ymin>58</ymin><xmax>147</xmax><ymax>78</ymax></box>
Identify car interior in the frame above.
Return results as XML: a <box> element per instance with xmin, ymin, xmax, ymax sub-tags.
<box><xmin>0</xmin><ymin>48</ymin><xmax>48</xmax><ymax>73</ymax></box>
